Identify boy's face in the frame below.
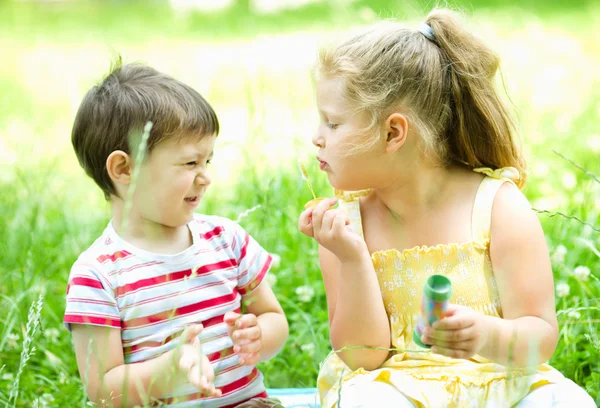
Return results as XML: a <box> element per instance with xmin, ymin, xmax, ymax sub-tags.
<box><xmin>131</xmin><ymin>133</ymin><xmax>216</xmax><ymax>228</ymax></box>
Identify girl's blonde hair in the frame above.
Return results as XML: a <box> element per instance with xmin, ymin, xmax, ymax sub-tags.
<box><xmin>317</xmin><ymin>8</ymin><xmax>526</xmax><ymax>188</ymax></box>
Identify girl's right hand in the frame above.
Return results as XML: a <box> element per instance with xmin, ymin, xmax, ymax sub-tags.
<box><xmin>298</xmin><ymin>197</ymin><xmax>368</xmax><ymax>262</ymax></box>
<box><xmin>175</xmin><ymin>324</ymin><xmax>222</xmax><ymax>398</ymax></box>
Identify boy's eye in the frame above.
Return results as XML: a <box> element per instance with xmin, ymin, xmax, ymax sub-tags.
<box><xmin>186</xmin><ymin>161</ymin><xmax>197</xmax><ymax>167</ymax></box>
<box><xmin>207</xmin><ymin>159</ymin><xmax>212</xmax><ymax>165</ymax></box>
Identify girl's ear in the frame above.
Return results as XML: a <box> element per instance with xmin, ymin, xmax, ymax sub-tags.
<box><xmin>384</xmin><ymin>113</ymin><xmax>408</xmax><ymax>154</ymax></box>
<box><xmin>106</xmin><ymin>151</ymin><xmax>132</xmax><ymax>186</ymax></box>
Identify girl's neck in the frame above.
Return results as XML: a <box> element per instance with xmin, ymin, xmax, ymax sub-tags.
<box><xmin>374</xmin><ymin>162</ymin><xmax>458</xmax><ymax>220</ymax></box>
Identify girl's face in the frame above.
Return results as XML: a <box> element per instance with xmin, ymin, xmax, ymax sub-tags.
<box><xmin>313</xmin><ymin>77</ymin><xmax>398</xmax><ymax>191</ymax></box>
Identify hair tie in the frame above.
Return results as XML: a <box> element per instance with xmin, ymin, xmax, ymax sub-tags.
<box><xmin>418</xmin><ymin>22</ymin><xmax>436</xmax><ymax>43</ymax></box>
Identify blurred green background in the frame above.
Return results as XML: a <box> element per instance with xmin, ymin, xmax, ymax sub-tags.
<box><xmin>0</xmin><ymin>0</ymin><xmax>599</xmax><ymax>406</ymax></box>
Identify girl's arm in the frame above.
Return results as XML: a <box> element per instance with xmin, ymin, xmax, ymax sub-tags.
<box><xmin>482</xmin><ymin>182</ymin><xmax>559</xmax><ymax>366</ymax></box>
<box><xmin>319</xmin><ymin>244</ymin><xmax>391</xmax><ymax>371</ymax></box>
<box><xmin>299</xmin><ymin>197</ymin><xmax>391</xmax><ymax>371</ymax></box>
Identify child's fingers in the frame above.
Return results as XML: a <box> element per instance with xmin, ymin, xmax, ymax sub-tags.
<box><xmin>223</xmin><ymin>311</ymin><xmax>241</xmax><ymax>325</ymax></box>
<box><xmin>298</xmin><ymin>208</ymin><xmax>314</xmax><ymax>237</ymax></box>
<box><xmin>432</xmin><ymin>314</ymin><xmax>473</xmax><ymax>331</ymax></box>
<box><xmin>179</xmin><ymin>353</ymin><xmax>197</xmax><ymax>372</ymax></box>
<box><xmin>235</xmin><ymin>314</ymin><xmax>258</xmax><ymax>330</ymax></box>
<box><xmin>180</xmin><ymin>324</ymin><xmax>203</xmax><ymax>344</ymax></box>
<box><xmin>332</xmin><ymin>212</ymin><xmax>350</xmax><ymax>235</ymax></box>
<box><xmin>239</xmin><ymin>352</ymin><xmax>260</xmax><ymax>366</ymax></box>
<box><xmin>311</xmin><ymin>198</ymin><xmax>337</xmax><ymax>235</ymax></box>
<box><xmin>321</xmin><ymin>209</ymin><xmax>336</xmax><ymax>232</ymax></box>
<box><xmin>188</xmin><ymin>363</ymin><xmax>202</xmax><ymax>388</ymax></box>
<box><xmin>232</xmin><ymin>326</ymin><xmax>261</xmax><ymax>343</ymax></box>
<box><xmin>234</xmin><ymin>339</ymin><xmax>262</xmax><ymax>355</ymax></box>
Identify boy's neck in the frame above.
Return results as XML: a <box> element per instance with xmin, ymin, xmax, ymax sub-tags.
<box><xmin>110</xmin><ymin>199</ymin><xmax>193</xmax><ymax>255</ymax></box>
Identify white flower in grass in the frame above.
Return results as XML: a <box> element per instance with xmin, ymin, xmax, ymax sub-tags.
<box><xmin>551</xmin><ymin>245</ymin><xmax>568</xmax><ymax>264</ymax></box>
<box><xmin>1</xmin><ymin>373</ymin><xmax>14</xmax><ymax>381</ymax></box>
<box><xmin>33</xmin><ymin>393</ymin><xmax>55</xmax><ymax>408</ymax></box>
<box><xmin>301</xmin><ymin>342</ymin><xmax>315</xmax><ymax>356</ymax></box>
<box><xmin>44</xmin><ymin>327</ymin><xmax>60</xmax><ymax>343</ymax></box>
<box><xmin>265</xmin><ymin>273</ymin><xmax>277</xmax><ymax>287</ymax></box>
<box><xmin>562</xmin><ymin>173</ymin><xmax>576</xmax><ymax>190</ymax></box>
<box><xmin>270</xmin><ymin>253</ymin><xmax>281</xmax><ymax>269</ymax></box>
<box><xmin>295</xmin><ymin>285</ymin><xmax>315</xmax><ymax>303</ymax></box>
<box><xmin>573</xmin><ymin>266</ymin><xmax>591</xmax><ymax>281</ymax></box>
<box><xmin>567</xmin><ymin>310</ymin><xmax>581</xmax><ymax>319</ymax></box>
<box><xmin>7</xmin><ymin>333</ymin><xmax>19</xmax><ymax>350</ymax></box>
<box><xmin>556</xmin><ymin>282</ymin><xmax>570</xmax><ymax>298</ymax></box>
<box><xmin>59</xmin><ymin>371</ymin><xmax>69</xmax><ymax>384</ymax></box>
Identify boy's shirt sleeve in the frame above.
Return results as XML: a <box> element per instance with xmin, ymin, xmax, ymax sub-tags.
<box><xmin>228</xmin><ymin>221</ymin><xmax>272</xmax><ymax>296</ymax></box>
<box><xmin>64</xmin><ymin>262</ymin><xmax>120</xmax><ymax>331</ymax></box>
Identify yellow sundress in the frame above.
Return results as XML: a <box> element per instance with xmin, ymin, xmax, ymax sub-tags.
<box><xmin>317</xmin><ymin>168</ymin><xmax>565</xmax><ymax>408</ymax></box>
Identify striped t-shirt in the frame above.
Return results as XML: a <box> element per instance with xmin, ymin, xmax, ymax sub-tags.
<box><xmin>64</xmin><ymin>214</ymin><xmax>272</xmax><ymax>407</ymax></box>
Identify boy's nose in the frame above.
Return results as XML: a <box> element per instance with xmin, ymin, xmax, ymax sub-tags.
<box><xmin>195</xmin><ymin>172</ymin><xmax>211</xmax><ymax>186</ymax></box>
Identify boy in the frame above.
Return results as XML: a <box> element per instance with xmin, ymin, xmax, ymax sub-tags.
<box><xmin>64</xmin><ymin>60</ymin><xmax>288</xmax><ymax>407</ymax></box>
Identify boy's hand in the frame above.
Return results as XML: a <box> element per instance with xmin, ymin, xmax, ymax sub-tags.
<box><xmin>421</xmin><ymin>304</ymin><xmax>489</xmax><ymax>359</ymax></box>
<box><xmin>176</xmin><ymin>324</ymin><xmax>222</xmax><ymax>398</ymax></box>
<box><xmin>224</xmin><ymin>312</ymin><xmax>262</xmax><ymax>366</ymax></box>
<box><xmin>298</xmin><ymin>198</ymin><xmax>367</xmax><ymax>263</ymax></box>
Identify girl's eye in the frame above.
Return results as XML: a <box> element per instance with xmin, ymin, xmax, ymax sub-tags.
<box><xmin>186</xmin><ymin>161</ymin><xmax>197</xmax><ymax>167</ymax></box>
<box><xmin>327</xmin><ymin>122</ymin><xmax>339</xmax><ymax>130</ymax></box>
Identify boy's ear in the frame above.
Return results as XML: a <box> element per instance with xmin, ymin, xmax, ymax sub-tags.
<box><xmin>384</xmin><ymin>113</ymin><xmax>408</xmax><ymax>154</ymax></box>
<box><xmin>106</xmin><ymin>150</ymin><xmax>132</xmax><ymax>185</ymax></box>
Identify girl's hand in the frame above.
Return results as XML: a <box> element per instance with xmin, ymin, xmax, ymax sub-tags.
<box><xmin>298</xmin><ymin>197</ymin><xmax>367</xmax><ymax>262</ymax></box>
<box><xmin>224</xmin><ymin>312</ymin><xmax>262</xmax><ymax>366</ymax></box>
<box><xmin>176</xmin><ymin>324</ymin><xmax>222</xmax><ymax>398</ymax></box>
<box><xmin>421</xmin><ymin>304</ymin><xmax>489</xmax><ymax>359</ymax></box>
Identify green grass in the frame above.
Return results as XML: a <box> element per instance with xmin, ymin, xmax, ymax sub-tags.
<box><xmin>1</xmin><ymin>0</ymin><xmax>599</xmax><ymax>406</ymax></box>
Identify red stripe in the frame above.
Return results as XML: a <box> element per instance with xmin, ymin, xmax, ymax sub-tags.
<box><xmin>122</xmin><ymin>292</ymin><xmax>238</xmax><ymax>329</ymax></box>
<box><xmin>116</xmin><ymin>259</ymin><xmax>235</xmax><ymax>297</ymax></box>
<box><xmin>160</xmin><ymin>368</ymin><xmax>261</xmax><ymax>405</ymax></box>
<box><xmin>64</xmin><ymin>314</ymin><xmax>120</xmax><ymax>328</ymax></box>
<box><xmin>239</xmin><ymin>255</ymin><xmax>271</xmax><ymax>295</ymax></box>
<box><xmin>121</xmin><ymin>276</ymin><xmax>238</xmax><ymax>311</ymax></box>
<box><xmin>97</xmin><ymin>250</ymin><xmax>132</xmax><ymax>264</ymax></box>
<box><xmin>220</xmin><ymin>367</ymin><xmax>259</xmax><ymax>395</ymax></box>
<box><xmin>201</xmin><ymin>226</ymin><xmax>224</xmax><ymax>240</ymax></box>
<box><xmin>123</xmin><ymin>309</ymin><xmax>240</xmax><ymax>355</ymax></box>
<box><xmin>69</xmin><ymin>277</ymin><xmax>104</xmax><ymax>292</ymax></box>
<box><xmin>238</xmin><ymin>233</ymin><xmax>250</xmax><ymax>265</ymax></box>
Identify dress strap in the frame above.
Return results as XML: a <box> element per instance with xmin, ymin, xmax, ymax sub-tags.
<box><xmin>471</xmin><ymin>167</ymin><xmax>520</xmax><ymax>242</ymax></box>
<box><xmin>333</xmin><ymin>189</ymin><xmax>370</xmax><ymax>238</ymax></box>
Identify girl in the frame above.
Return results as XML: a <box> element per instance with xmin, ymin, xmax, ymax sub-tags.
<box><xmin>298</xmin><ymin>8</ymin><xmax>595</xmax><ymax>408</ymax></box>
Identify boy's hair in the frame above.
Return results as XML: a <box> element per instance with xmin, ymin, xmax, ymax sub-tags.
<box><xmin>72</xmin><ymin>59</ymin><xmax>220</xmax><ymax>199</ymax></box>
<box><xmin>316</xmin><ymin>8</ymin><xmax>526</xmax><ymax>188</ymax></box>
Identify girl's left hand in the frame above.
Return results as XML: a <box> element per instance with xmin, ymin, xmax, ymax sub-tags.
<box><xmin>421</xmin><ymin>304</ymin><xmax>489</xmax><ymax>359</ymax></box>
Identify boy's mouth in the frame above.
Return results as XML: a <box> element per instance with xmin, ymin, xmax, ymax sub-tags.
<box><xmin>185</xmin><ymin>196</ymin><xmax>200</xmax><ymax>204</ymax></box>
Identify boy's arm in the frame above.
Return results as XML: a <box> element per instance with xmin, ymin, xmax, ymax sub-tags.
<box><xmin>224</xmin><ymin>281</ymin><xmax>288</xmax><ymax>365</ymax></box>
<box><xmin>243</xmin><ymin>281</ymin><xmax>289</xmax><ymax>362</ymax></box>
<box><xmin>71</xmin><ymin>324</ymin><xmax>181</xmax><ymax>407</ymax></box>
